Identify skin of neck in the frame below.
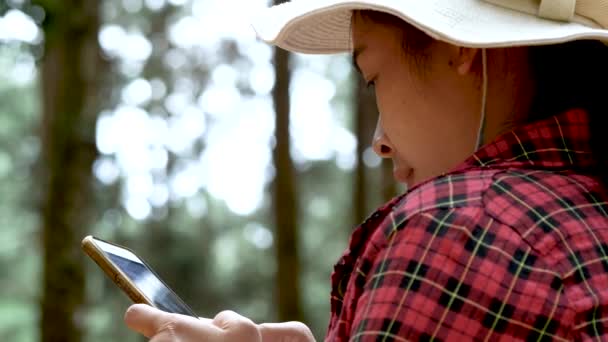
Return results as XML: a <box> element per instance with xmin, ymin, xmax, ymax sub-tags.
<box><xmin>479</xmin><ymin>47</ymin><xmax>536</xmax><ymax>146</ymax></box>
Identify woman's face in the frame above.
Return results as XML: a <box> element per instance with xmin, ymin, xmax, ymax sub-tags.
<box><xmin>352</xmin><ymin>12</ymin><xmax>484</xmax><ymax>187</ymax></box>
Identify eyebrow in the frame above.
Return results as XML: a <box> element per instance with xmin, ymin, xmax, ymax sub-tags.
<box><xmin>352</xmin><ymin>45</ymin><xmax>365</xmax><ymax>75</ymax></box>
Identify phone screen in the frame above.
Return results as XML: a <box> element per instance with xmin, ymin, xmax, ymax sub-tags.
<box><xmin>95</xmin><ymin>238</ymin><xmax>196</xmax><ymax>317</ymax></box>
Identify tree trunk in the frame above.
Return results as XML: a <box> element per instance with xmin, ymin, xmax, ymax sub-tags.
<box><xmin>38</xmin><ymin>1</ymin><xmax>103</xmax><ymax>341</ymax></box>
<box><xmin>271</xmin><ymin>0</ymin><xmax>301</xmax><ymax>322</ymax></box>
<box><xmin>353</xmin><ymin>77</ymin><xmax>378</xmax><ymax>224</ymax></box>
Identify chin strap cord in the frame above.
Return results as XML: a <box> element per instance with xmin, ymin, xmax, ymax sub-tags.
<box><xmin>475</xmin><ymin>48</ymin><xmax>488</xmax><ymax>151</ymax></box>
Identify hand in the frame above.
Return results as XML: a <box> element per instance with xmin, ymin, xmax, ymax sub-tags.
<box><xmin>124</xmin><ymin>304</ymin><xmax>315</xmax><ymax>342</ymax></box>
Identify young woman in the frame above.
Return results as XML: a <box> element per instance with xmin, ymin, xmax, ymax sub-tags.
<box><xmin>124</xmin><ymin>0</ymin><xmax>608</xmax><ymax>340</ymax></box>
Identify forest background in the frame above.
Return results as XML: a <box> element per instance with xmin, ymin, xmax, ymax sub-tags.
<box><xmin>0</xmin><ymin>0</ymin><xmax>401</xmax><ymax>341</ymax></box>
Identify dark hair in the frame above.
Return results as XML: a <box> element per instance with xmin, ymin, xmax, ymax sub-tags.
<box><xmin>355</xmin><ymin>10</ymin><xmax>608</xmax><ymax>186</ymax></box>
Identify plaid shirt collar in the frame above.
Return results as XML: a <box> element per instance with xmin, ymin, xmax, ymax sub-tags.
<box><xmin>454</xmin><ymin>108</ymin><xmax>595</xmax><ymax>173</ymax></box>
<box><xmin>329</xmin><ymin>108</ymin><xmax>595</xmax><ymax>319</ymax></box>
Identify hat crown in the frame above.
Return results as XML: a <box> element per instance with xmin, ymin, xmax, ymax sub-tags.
<box><xmin>485</xmin><ymin>0</ymin><xmax>608</xmax><ymax>28</ymax></box>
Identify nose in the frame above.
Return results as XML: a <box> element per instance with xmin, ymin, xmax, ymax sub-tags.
<box><xmin>372</xmin><ymin>119</ymin><xmax>393</xmax><ymax>158</ymax></box>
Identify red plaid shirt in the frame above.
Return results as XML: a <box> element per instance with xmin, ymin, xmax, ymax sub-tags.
<box><xmin>326</xmin><ymin>109</ymin><xmax>608</xmax><ymax>341</ymax></box>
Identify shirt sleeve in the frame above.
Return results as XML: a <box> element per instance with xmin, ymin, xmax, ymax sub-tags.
<box><xmin>348</xmin><ymin>208</ymin><xmax>572</xmax><ymax>341</ymax></box>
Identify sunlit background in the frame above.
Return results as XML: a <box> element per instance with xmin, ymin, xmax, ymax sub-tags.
<box><xmin>0</xmin><ymin>0</ymin><xmax>396</xmax><ymax>341</ymax></box>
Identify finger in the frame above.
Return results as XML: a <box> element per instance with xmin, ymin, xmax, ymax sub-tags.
<box><xmin>198</xmin><ymin>317</ymin><xmax>213</xmax><ymax>325</ymax></box>
<box><xmin>149</xmin><ymin>329</ymin><xmax>182</xmax><ymax>342</ymax></box>
<box><xmin>124</xmin><ymin>304</ymin><xmax>175</xmax><ymax>338</ymax></box>
<box><xmin>212</xmin><ymin>310</ymin><xmax>243</xmax><ymax>329</ymax></box>
<box><xmin>259</xmin><ymin>322</ymin><xmax>315</xmax><ymax>342</ymax></box>
<box><xmin>212</xmin><ymin>310</ymin><xmax>261</xmax><ymax>340</ymax></box>
<box><xmin>149</xmin><ymin>330</ymin><xmax>174</xmax><ymax>342</ymax></box>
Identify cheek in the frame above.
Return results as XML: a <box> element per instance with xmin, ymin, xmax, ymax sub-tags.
<box><xmin>374</xmin><ymin>74</ymin><xmax>417</xmax><ymax>125</ymax></box>
<box><xmin>374</xmin><ymin>76</ymin><xmax>428</xmax><ymax>149</ymax></box>
<box><xmin>375</xmin><ymin>76</ymin><xmax>476</xmax><ymax>179</ymax></box>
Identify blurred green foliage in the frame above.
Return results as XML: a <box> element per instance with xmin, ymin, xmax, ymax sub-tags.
<box><xmin>0</xmin><ymin>42</ymin><xmax>42</xmax><ymax>342</ymax></box>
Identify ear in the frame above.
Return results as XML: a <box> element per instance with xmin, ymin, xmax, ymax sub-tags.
<box><xmin>452</xmin><ymin>47</ymin><xmax>480</xmax><ymax>75</ymax></box>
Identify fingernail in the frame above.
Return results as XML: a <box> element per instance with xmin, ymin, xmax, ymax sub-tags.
<box><xmin>125</xmin><ymin>304</ymin><xmax>144</xmax><ymax>320</ymax></box>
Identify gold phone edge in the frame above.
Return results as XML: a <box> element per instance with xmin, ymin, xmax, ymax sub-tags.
<box><xmin>81</xmin><ymin>235</ymin><xmax>154</xmax><ymax>307</ymax></box>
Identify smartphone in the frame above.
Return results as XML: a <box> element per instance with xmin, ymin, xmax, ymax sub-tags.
<box><xmin>82</xmin><ymin>235</ymin><xmax>197</xmax><ymax>317</ymax></box>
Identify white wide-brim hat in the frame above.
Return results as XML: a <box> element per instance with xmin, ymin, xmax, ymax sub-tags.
<box><xmin>250</xmin><ymin>0</ymin><xmax>608</xmax><ymax>54</ymax></box>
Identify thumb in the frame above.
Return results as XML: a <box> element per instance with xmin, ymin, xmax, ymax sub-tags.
<box><xmin>259</xmin><ymin>322</ymin><xmax>315</xmax><ymax>342</ymax></box>
<box><xmin>124</xmin><ymin>304</ymin><xmax>173</xmax><ymax>338</ymax></box>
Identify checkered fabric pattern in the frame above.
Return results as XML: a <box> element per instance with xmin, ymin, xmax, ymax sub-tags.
<box><xmin>326</xmin><ymin>109</ymin><xmax>608</xmax><ymax>341</ymax></box>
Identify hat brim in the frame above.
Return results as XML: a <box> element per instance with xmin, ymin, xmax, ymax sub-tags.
<box><xmin>250</xmin><ymin>0</ymin><xmax>608</xmax><ymax>54</ymax></box>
